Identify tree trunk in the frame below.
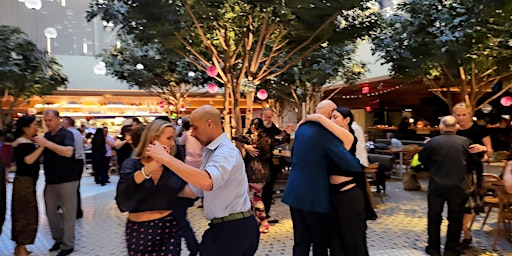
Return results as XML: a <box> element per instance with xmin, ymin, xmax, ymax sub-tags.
<box><xmin>245</xmin><ymin>89</ymin><xmax>256</xmax><ymax>132</ymax></box>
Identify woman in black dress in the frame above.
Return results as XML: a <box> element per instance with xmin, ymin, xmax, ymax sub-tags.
<box><xmin>11</xmin><ymin>115</ymin><xmax>45</xmax><ymax>256</ymax></box>
<box><xmin>235</xmin><ymin>118</ymin><xmax>275</xmax><ymax>233</ymax></box>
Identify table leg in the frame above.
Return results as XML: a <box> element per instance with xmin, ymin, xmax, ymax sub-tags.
<box><xmin>399</xmin><ymin>152</ymin><xmax>404</xmax><ymax>179</ymax></box>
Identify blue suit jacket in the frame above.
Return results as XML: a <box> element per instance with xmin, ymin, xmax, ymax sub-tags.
<box><xmin>282</xmin><ymin>122</ymin><xmax>362</xmax><ymax>213</ymax></box>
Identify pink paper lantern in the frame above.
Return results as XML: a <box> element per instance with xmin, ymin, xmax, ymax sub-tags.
<box><xmin>206</xmin><ymin>66</ymin><xmax>218</xmax><ymax>77</ymax></box>
<box><xmin>257</xmin><ymin>89</ymin><xmax>268</xmax><ymax>100</ymax></box>
<box><xmin>207</xmin><ymin>83</ymin><xmax>218</xmax><ymax>93</ymax></box>
<box><xmin>500</xmin><ymin>96</ymin><xmax>512</xmax><ymax>106</ymax></box>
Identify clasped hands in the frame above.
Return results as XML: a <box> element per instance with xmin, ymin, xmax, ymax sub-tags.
<box><xmin>145</xmin><ymin>141</ymin><xmax>173</xmax><ymax>165</ymax></box>
<box><xmin>33</xmin><ymin>136</ymin><xmax>48</xmax><ymax>147</ymax></box>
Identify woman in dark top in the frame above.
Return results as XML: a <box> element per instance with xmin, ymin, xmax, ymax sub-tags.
<box><xmin>452</xmin><ymin>102</ymin><xmax>493</xmax><ymax>249</ymax></box>
<box><xmin>116</xmin><ymin>119</ymin><xmax>188</xmax><ymax>255</ymax></box>
<box><xmin>91</xmin><ymin>128</ymin><xmax>108</xmax><ymax>185</ymax></box>
<box><xmin>11</xmin><ymin>115</ymin><xmax>45</xmax><ymax>256</ymax></box>
<box><xmin>304</xmin><ymin>107</ymin><xmax>368</xmax><ymax>256</ymax></box>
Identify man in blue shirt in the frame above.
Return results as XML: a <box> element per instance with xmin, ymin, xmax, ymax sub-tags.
<box><xmin>146</xmin><ymin>105</ymin><xmax>259</xmax><ymax>256</ymax></box>
<box><xmin>282</xmin><ymin>100</ymin><xmax>362</xmax><ymax>256</ymax></box>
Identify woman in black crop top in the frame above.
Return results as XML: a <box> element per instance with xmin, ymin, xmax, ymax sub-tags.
<box><xmin>116</xmin><ymin>119</ymin><xmax>192</xmax><ymax>255</ymax></box>
<box><xmin>304</xmin><ymin>107</ymin><xmax>368</xmax><ymax>256</ymax></box>
<box><xmin>11</xmin><ymin>115</ymin><xmax>45</xmax><ymax>256</ymax></box>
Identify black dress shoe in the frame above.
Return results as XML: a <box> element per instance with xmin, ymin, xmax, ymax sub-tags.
<box><xmin>49</xmin><ymin>242</ymin><xmax>62</xmax><ymax>252</ymax></box>
<box><xmin>57</xmin><ymin>248</ymin><xmax>74</xmax><ymax>256</ymax></box>
<box><xmin>76</xmin><ymin>210</ymin><xmax>83</xmax><ymax>219</ymax></box>
<box><xmin>267</xmin><ymin>218</ymin><xmax>279</xmax><ymax>224</ymax></box>
<box><xmin>425</xmin><ymin>246</ymin><xmax>441</xmax><ymax>256</ymax></box>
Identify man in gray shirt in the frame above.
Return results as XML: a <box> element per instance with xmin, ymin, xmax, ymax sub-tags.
<box><xmin>61</xmin><ymin>117</ymin><xmax>85</xmax><ymax>219</ymax></box>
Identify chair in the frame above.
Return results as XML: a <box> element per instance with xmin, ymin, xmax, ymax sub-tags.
<box><xmin>365</xmin><ymin>162</ymin><xmax>384</xmax><ymax>208</ymax></box>
<box><xmin>367</xmin><ymin>153</ymin><xmax>394</xmax><ymax>189</ymax></box>
<box><xmin>475</xmin><ymin>173</ymin><xmax>503</xmax><ymax>229</ymax></box>
<box><xmin>492</xmin><ymin>190</ymin><xmax>512</xmax><ymax>250</ymax></box>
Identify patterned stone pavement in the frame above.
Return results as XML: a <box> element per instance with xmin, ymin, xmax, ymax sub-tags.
<box><xmin>0</xmin><ymin>172</ymin><xmax>511</xmax><ymax>256</ymax></box>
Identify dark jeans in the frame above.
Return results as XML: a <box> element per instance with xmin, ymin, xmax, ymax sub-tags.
<box><xmin>289</xmin><ymin>206</ymin><xmax>328</xmax><ymax>256</ymax></box>
<box><xmin>200</xmin><ymin>216</ymin><xmax>259</xmax><ymax>256</ymax></box>
<box><xmin>427</xmin><ymin>183</ymin><xmax>467</xmax><ymax>255</ymax></box>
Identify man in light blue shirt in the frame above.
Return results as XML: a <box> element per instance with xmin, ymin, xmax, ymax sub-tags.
<box><xmin>387</xmin><ymin>132</ymin><xmax>403</xmax><ymax>149</ymax></box>
<box><xmin>146</xmin><ymin>105</ymin><xmax>259</xmax><ymax>256</ymax></box>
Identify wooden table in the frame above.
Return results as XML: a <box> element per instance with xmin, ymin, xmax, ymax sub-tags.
<box><xmin>273</xmin><ymin>149</ymin><xmax>291</xmax><ymax>158</ymax></box>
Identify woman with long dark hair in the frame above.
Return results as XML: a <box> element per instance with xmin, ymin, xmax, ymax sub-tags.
<box><xmin>91</xmin><ymin>128</ymin><xmax>108</xmax><ymax>185</ymax></box>
<box><xmin>235</xmin><ymin>118</ymin><xmax>275</xmax><ymax>233</ymax></box>
<box><xmin>303</xmin><ymin>106</ymin><xmax>369</xmax><ymax>256</ymax></box>
<box><xmin>11</xmin><ymin>115</ymin><xmax>45</xmax><ymax>256</ymax></box>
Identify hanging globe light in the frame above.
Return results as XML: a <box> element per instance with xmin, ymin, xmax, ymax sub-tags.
<box><xmin>207</xmin><ymin>83</ymin><xmax>218</xmax><ymax>94</ymax></box>
<box><xmin>481</xmin><ymin>104</ymin><xmax>492</xmax><ymax>114</ymax></box>
<box><xmin>500</xmin><ymin>96</ymin><xmax>512</xmax><ymax>107</ymax></box>
<box><xmin>257</xmin><ymin>89</ymin><xmax>268</xmax><ymax>100</ymax></box>
<box><xmin>44</xmin><ymin>27</ymin><xmax>58</xmax><ymax>38</ymax></box>
<box><xmin>93</xmin><ymin>62</ymin><xmax>106</xmax><ymax>75</ymax></box>
<box><xmin>136</xmin><ymin>63</ymin><xmax>144</xmax><ymax>70</ymax></box>
<box><xmin>25</xmin><ymin>0</ymin><xmax>42</xmax><ymax>10</ymax></box>
<box><xmin>206</xmin><ymin>66</ymin><xmax>218</xmax><ymax>77</ymax></box>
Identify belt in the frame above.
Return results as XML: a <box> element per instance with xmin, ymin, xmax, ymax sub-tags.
<box><xmin>210</xmin><ymin>210</ymin><xmax>253</xmax><ymax>224</ymax></box>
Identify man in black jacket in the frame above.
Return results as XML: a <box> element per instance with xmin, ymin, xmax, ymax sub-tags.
<box><xmin>419</xmin><ymin>115</ymin><xmax>476</xmax><ymax>256</ymax></box>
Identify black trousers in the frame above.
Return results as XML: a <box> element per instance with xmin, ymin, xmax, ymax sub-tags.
<box><xmin>0</xmin><ymin>158</ymin><xmax>5</xmax><ymax>235</ymax></box>
<box><xmin>200</xmin><ymin>216</ymin><xmax>259</xmax><ymax>256</ymax></box>
<box><xmin>289</xmin><ymin>206</ymin><xmax>328</xmax><ymax>256</ymax></box>
<box><xmin>427</xmin><ymin>183</ymin><xmax>467</xmax><ymax>255</ymax></box>
<box><xmin>175</xmin><ymin>198</ymin><xmax>199</xmax><ymax>255</ymax></box>
<box><xmin>329</xmin><ymin>186</ymin><xmax>369</xmax><ymax>256</ymax></box>
<box><xmin>75</xmin><ymin>159</ymin><xmax>84</xmax><ymax>216</ymax></box>
<box><xmin>262</xmin><ymin>159</ymin><xmax>279</xmax><ymax>217</ymax></box>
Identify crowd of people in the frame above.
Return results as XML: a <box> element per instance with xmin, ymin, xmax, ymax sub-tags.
<box><xmin>0</xmin><ymin>100</ymin><xmax>510</xmax><ymax>256</ymax></box>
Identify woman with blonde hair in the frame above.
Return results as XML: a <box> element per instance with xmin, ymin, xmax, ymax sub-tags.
<box><xmin>116</xmin><ymin>119</ymin><xmax>191</xmax><ymax>255</ymax></box>
<box><xmin>452</xmin><ymin>102</ymin><xmax>493</xmax><ymax>249</ymax></box>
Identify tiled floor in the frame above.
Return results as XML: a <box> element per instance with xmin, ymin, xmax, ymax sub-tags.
<box><xmin>0</xmin><ymin>172</ymin><xmax>511</xmax><ymax>256</ymax></box>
